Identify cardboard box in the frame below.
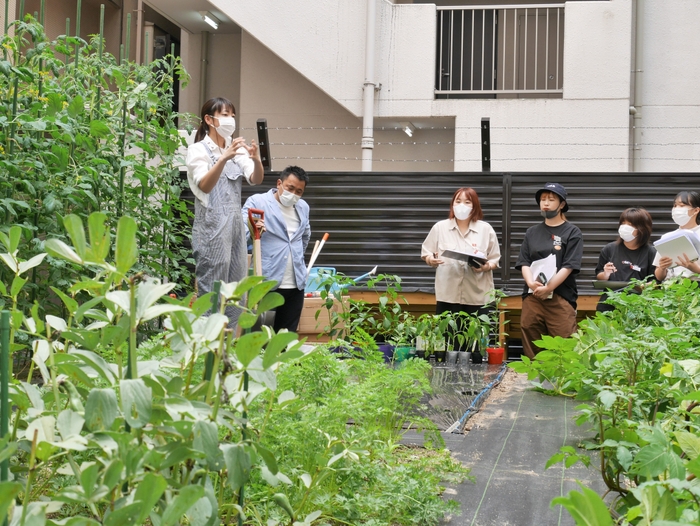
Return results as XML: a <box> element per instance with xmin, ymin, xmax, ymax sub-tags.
<box><xmin>298</xmin><ymin>296</ymin><xmax>348</xmax><ymax>336</ymax></box>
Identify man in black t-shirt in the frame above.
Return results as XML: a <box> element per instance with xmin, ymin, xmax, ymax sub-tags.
<box><xmin>515</xmin><ymin>183</ymin><xmax>583</xmax><ymax>359</ymax></box>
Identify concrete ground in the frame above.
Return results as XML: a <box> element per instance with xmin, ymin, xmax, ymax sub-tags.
<box><xmin>407</xmin><ymin>370</ymin><xmax>606</xmax><ymax>526</ymax></box>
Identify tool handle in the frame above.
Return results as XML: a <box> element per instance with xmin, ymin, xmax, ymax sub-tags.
<box><xmin>306</xmin><ymin>233</ymin><xmax>329</xmax><ymax>275</ymax></box>
<box><xmin>247</xmin><ymin>208</ymin><xmax>265</xmax><ymax>240</ymax></box>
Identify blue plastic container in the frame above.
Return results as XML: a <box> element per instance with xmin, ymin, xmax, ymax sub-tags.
<box><xmin>305</xmin><ymin>267</ymin><xmax>340</xmax><ymax>294</ymax></box>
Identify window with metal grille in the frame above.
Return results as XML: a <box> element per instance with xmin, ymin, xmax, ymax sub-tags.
<box><xmin>436</xmin><ymin>4</ymin><xmax>564</xmax><ymax>97</ymax></box>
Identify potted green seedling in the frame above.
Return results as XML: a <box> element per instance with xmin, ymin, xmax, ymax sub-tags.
<box><xmin>441</xmin><ymin>311</ymin><xmax>469</xmax><ymax>366</ymax></box>
<box><xmin>367</xmin><ymin>273</ymin><xmax>408</xmax><ymax>362</ymax></box>
<box><xmin>416</xmin><ymin>313</ymin><xmax>446</xmax><ymax>363</ymax></box>
<box><xmin>483</xmin><ymin>289</ymin><xmax>508</xmax><ymax>364</ymax></box>
<box><xmin>390</xmin><ymin>311</ymin><xmax>418</xmax><ymax>362</ymax></box>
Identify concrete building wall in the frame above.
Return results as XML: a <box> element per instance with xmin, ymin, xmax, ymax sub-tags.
<box><xmin>17</xmin><ymin>0</ymin><xmax>700</xmax><ymax>173</ymax></box>
<box><xmin>208</xmin><ymin>0</ymin><xmax>637</xmax><ymax>172</ymax></box>
<box><xmin>177</xmin><ymin>31</ymin><xmax>242</xmax><ymax>127</ymax></box>
<box><xmin>635</xmin><ymin>0</ymin><xmax>700</xmax><ymax>171</ymax></box>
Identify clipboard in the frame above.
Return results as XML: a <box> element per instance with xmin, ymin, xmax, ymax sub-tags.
<box><xmin>441</xmin><ymin>249</ymin><xmax>488</xmax><ymax>268</ymax></box>
<box><xmin>653</xmin><ymin>230</ymin><xmax>700</xmax><ymax>267</ymax></box>
<box><xmin>592</xmin><ymin>280</ymin><xmax>630</xmax><ymax>291</ymax></box>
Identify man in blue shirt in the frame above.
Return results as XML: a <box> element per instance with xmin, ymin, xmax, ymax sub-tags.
<box><xmin>242</xmin><ymin>166</ymin><xmax>311</xmax><ymax>332</ymax></box>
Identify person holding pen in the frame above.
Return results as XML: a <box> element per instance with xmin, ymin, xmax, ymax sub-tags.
<box><xmin>595</xmin><ymin>208</ymin><xmax>656</xmax><ymax>312</ymax></box>
<box><xmin>654</xmin><ymin>190</ymin><xmax>700</xmax><ymax>281</ymax></box>
<box><xmin>421</xmin><ymin>187</ymin><xmax>501</xmax><ymax>326</ymax></box>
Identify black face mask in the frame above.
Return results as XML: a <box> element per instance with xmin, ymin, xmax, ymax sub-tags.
<box><xmin>540</xmin><ymin>209</ymin><xmax>560</xmax><ymax>219</ymax></box>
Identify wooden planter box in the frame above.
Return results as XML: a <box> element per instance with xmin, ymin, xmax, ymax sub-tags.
<box><xmin>298</xmin><ymin>296</ymin><xmax>348</xmax><ymax>342</ymax></box>
<box><xmin>297</xmin><ymin>291</ymin><xmax>601</xmax><ymax>348</ymax></box>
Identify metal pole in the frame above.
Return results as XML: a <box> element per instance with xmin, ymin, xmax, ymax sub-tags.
<box><xmin>481</xmin><ymin>118</ymin><xmax>491</xmax><ymax>172</ymax></box>
<box><xmin>631</xmin><ymin>0</ymin><xmax>643</xmax><ymax>172</ymax></box>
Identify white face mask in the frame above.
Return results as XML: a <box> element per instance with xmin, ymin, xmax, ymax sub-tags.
<box><xmin>279</xmin><ymin>190</ymin><xmax>300</xmax><ymax>207</ymax></box>
<box><xmin>213</xmin><ymin>116</ymin><xmax>236</xmax><ymax>138</ymax></box>
<box><xmin>453</xmin><ymin>203</ymin><xmax>472</xmax><ymax>221</ymax></box>
<box><xmin>672</xmin><ymin>206</ymin><xmax>695</xmax><ymax>227</ymax></box>
<box><xmin>618</xmin><ymin>224</ymin><xmax>636</xmax><ymax>242</ymax></box>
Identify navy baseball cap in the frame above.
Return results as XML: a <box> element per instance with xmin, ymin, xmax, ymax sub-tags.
<box><xmin>536</xmin><ymin>183</ymin><xmax>569</xmax><ymax>212</ymax></box>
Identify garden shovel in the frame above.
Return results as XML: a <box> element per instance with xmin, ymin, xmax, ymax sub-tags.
<box><xmin>247</xmin><ymin>208</ymin><xmax>265</xmax><ymax>277</ymax></box>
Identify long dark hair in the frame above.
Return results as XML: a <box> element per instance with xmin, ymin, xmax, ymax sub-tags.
<box><xmin>194</xmin><ymin>97</ymin><xmax>236</xmax><ymax>142</ymax></box>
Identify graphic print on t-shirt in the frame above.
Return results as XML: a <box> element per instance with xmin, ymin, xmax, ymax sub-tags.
<box><xmin>552</xmin><ymin>234</ymin><xmax>562</xmax><ymax>250</ymax></box>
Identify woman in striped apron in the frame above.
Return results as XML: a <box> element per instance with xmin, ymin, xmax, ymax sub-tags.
<box><xmin>186</xmin><ymin>97</ymin><xmax>264</xmax><ymax>328</ymax></box>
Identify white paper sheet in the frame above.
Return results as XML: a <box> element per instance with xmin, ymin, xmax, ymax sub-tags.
<box><xmin>528</xmin><ymin>253</ymin><xmax>557</xmax><ymax>295</ymax></box>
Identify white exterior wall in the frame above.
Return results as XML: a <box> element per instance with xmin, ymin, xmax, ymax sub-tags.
<box><xmin>200</xmin><ymin>0</ymin><xmax>700</xmax><ymax>173</ymax></box>
<box><xmin>637</xmin><ymin>0</ymin><xmax>700</xmax><ymax>171</ymax></box>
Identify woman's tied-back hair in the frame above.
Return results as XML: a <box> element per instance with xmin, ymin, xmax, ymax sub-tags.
<box><xmin>194</xmin><ymin>97</ymin><xmax>236</xmax><ymax>143</ymax></box>
<box><xmin>448</xmin><ymin>187</ymin><xmax>484</xmax><ymax>222</ymax></box>
<box><xmin>618</xmin><ymin>207</ymin><xmax>653</xmax><ymax>246</ymax></box>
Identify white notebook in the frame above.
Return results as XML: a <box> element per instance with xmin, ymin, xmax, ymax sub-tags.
<box><xmin>653</xmin><ymin>230</ymin><xmax>700</xmax><ymax>267</ymax></box>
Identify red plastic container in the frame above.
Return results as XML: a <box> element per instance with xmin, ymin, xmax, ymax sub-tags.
<box><xmin>486</xmin><ymin>347</ymin><xmax>505</xmax><ymax>365</ymax></box>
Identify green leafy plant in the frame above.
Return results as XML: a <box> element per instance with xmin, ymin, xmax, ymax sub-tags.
<box><xmin>366</xmin><ymin>273</ymin><xmax>408</xmax><ymax>343</ymax></box>
<box><xmin>514</xmin><ymin>278</ymin><xmax>700</xmax><ymax>525</ymax></box>
<box><xmin>0</xmin><ymin>15</ymin><xmax>193</xmax><ymax>320</ymax></box>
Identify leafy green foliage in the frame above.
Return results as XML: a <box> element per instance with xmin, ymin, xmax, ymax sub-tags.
<box><xmin>516</xmin><ymin>279</ymin><xmax>700</xmax><ymax>525</ymax></box>
<box><xmin>246</xmin><ymin>349</ymin><xmax>470</xmax><ymax>524</ymax></box>
<box><xmin>1</xmin><ymin>213</ymin><xmax>467</xmax><ymax>525</ymax></box>
<box><xmin>0</xmin><ymin>16</ymin><xmax>194</xmax><ymax>324</ymax></box>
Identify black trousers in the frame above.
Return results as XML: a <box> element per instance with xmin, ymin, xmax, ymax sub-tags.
<box><xmin>273</xmin><ymin>287</ymin><xmax>305</xmax><ymax>333</ymax></box>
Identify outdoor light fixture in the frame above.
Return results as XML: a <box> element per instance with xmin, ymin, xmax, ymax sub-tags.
<box><xmin>200</xmin><ymin>11</ymin><xmax>220</xmax><ymax>30</ymax></box>
<box><xmin>402</xmin><ymin>122</ymin><xmax>416</xmax><ymax>137</ymax></box>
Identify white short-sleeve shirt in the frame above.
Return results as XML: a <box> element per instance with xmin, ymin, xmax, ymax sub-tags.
<box><xmin>185</xmin><ymin>134</ymin><xmax>255</xmax><ymax>207</ymax></box>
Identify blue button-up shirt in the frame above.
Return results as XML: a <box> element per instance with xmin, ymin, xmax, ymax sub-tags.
<box><xmin>242</xmin><ymin>189</ymin><xmax>311</xmax><ymax>290</ymax></box>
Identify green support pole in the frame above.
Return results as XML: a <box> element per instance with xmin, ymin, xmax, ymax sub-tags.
<box><xmin>3</xmin><ymin>0</ymin><xmax>8</xmax><ymax>37</ymax></box>
<box><xmin>1</xmin><ymin>310</ymin><xmax>10</xmax><ymax>484</ymax></box>
<box><xmin>98</xmin><ymin>5</ymin><xmax>104</xmax><ymax>60</ymax></box>
<box><xmin>203</xmin><ymin>281</ymin><xmax>221</xmax><ymax>381</ymax></box>
<box><xmin>74</xmin><ymin>0</ymin><xmax>81</xmax><ymax>68</ymax></box>
<box><xmin>65</xmin><ymin>18</ymin><xmax>70</xmax><ymax>66</ymax></box>
<box><xmin>125</xmin><ymin>13</ymin><xmax>131</xmax><ymax>63</ymax></box>
<box><xmin>18</xmin><ymin>0</ymin><xmax>24</xmax><ymax>21</ymax></box>
<box><xmin>96</xmin><ymin>4</ymin><xmax>104</xmax><ymax>113</ymax></box>
<box><xmin>39</xmin><ymin>0</ymin><xmax>45</xmax><ymax>26</ymax></box>
<box><xmin>143</xmin><ymin>30</ymin><xmax>148</xmax><ymax>66</ymax></box>
<box><xmin>75</xmin><ymin>0</ymin><xmax>81</xmax><ymax>36</ymax></box>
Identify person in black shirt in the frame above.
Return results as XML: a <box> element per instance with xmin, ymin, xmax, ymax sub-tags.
<box><xmin>595</xmin><ymin>208</ymin><xmax>657</xmax><ymax>312</ymax></box>
<box><xmin>515</xmin><ymin>183</ymin><xmax>583</xmax><ymax>359</ymax></box>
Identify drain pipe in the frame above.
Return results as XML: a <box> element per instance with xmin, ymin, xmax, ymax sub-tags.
<box><xmin>629</xmin><ymin>0</ymin><xmax>643</xmax><ymax>172</ymax></box>
<box><xmin>361</xmin><ymin>0</ymin><xmax>377</xmax><ymax>171</ymax></box>
<box><xmin>199</xmin><ymin>30</ymin><xmax>209</xmax><ymax>107</ymax></box>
